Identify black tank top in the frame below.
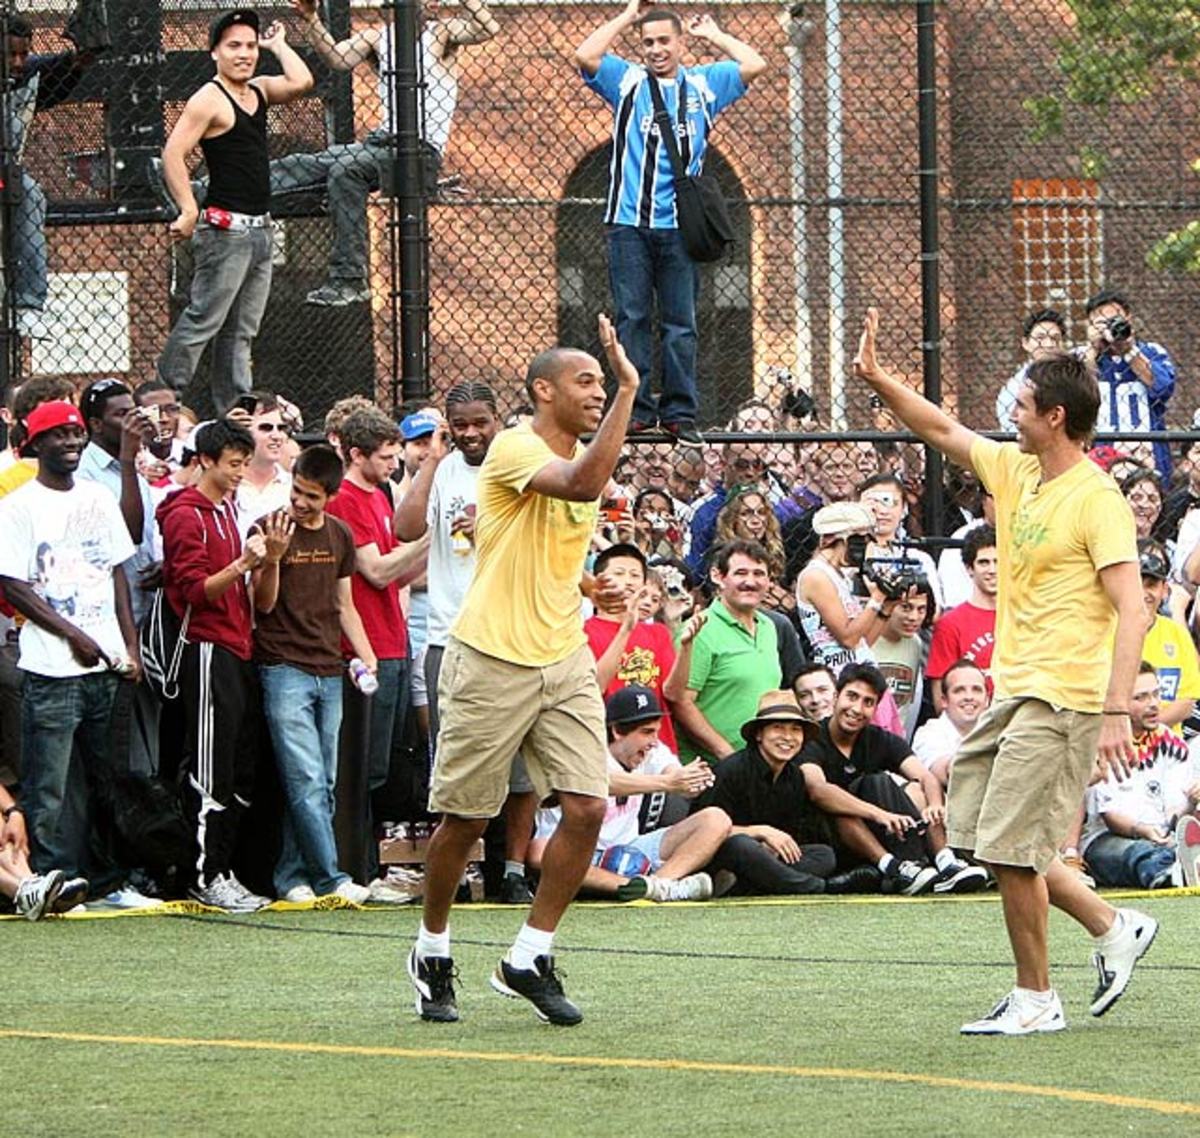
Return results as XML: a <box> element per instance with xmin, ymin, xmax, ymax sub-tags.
<box><xmin>201</xmin><ymin>81</ymin><xmax>270</xmax><ymax>215</ymax></box>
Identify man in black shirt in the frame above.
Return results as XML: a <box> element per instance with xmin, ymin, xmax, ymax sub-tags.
<box><xmin>156</xmin><ymin>10</ymin><xmax>312</xmax><ymax>411</ymax></box>
<box><xmin>799</xmin><ymin>663</ymin><xmax>988</xmax><ymax>895</ymax></box>
<box><xmin>693</xmin><ymin>690</ymin><xmax>877</xmax><ymax>894</ymax></box>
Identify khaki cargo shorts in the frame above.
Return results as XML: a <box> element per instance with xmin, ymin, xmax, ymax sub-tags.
<box><xmin>429</xmin><ymin>637</ymin><xmax>609</xmax><ymax>818</ymax></box>
<box><xmin>946</xmin><ymin>697</ymin><xmax>1101</xmax><ymax>874</ymax></box>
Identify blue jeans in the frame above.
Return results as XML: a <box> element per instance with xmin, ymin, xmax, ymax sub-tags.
<box><xmin>1086</xmin><ymin>832</ymin><xmax>1176</xmax><ymax>888</ymax></box>
<box><xmin>21</xmin><ymin>671</ymin><xmax>122</xmax><ymax>891</ymax></box>
<box><xmin>261</xmin><ymin>664</ymin><xmax>348</xmax><ymax>896</ymax></box>
<box><xmin>156</xmin><ymin>221</ymin><xmax>274</xmax><ymax>412</ymax></box>
<box><xmin>13</xmin><ymin>170</ymin><xmax>48</xmax><ymax>311</ymax></box>
<box><xmin>606</xmin><ymin>224</ymin><xmax>700</xmax><ymax>425</ymax></box>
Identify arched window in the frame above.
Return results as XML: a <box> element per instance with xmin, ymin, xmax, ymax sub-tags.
<box><xmin>556</xmin><ymin>144</ymin><xmax>752</xmax><ymax>425</ymax></box>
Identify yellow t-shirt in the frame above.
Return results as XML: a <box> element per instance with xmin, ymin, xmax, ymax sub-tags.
<box><xmin>1142</xmin><ymin>614</ymin><xmax>1200</xmax><ymax>733</ymax></box>
<box><xmin>451</xmin><ymin>423</ymin><xmax>598</xmax><ymax>666</ymax></box>
<box><xmin>970</xmin><ymin>438</ymin><xmax>1136</xmax><ymax>711</ymax></box>
<box><xmin>0</xmin><ymin>458</ymin><xmax>36</xmax><ymax>500</ymax></box>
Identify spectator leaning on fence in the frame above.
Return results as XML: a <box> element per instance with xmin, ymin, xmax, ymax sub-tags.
<box><xmin>575</xmin><ymin>2</ymin><xmax>766</xmax><ymax>443</ymax></box>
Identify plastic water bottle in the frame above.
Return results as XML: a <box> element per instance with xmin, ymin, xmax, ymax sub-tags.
<box><xmin>348</xmin><ymin>658</ymin><xmax>378</xmax><ymax>695</ymax></box>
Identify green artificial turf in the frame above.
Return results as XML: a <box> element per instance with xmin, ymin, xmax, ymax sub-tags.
<box><xmin>4</xmin><ymin>893</ymin><xmax>1198</xmax><ymax>1137</ymax></box>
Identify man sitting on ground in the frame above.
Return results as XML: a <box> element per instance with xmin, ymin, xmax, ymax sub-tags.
<box><xmin>692</xmin><ymin>690</ymin><xmax>879</xmax><ymax>895</ymax></box>
<box><xmin>529</xmin><ymin>687</ymin><xmax>726</xmax><ymax>901</ymax></box>
<box><xmin>911</xmin><ymin>659</ymin><xmax>990</xmax><ymax>789</ymax></box>
<box><xmin>1081</xmin><ymin>662</ymin><xmax>1200</xmax><ymax>889</ymax></box>
<box><xmin>798</xmin><ymin>663</ymin><xmax>989</xmax><ymax>895</ymax></box>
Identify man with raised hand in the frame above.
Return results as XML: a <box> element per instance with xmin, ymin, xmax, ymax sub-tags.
<box><xmin>407</xmin><ymin>316</ymin><xmax>638</xmax><ymax>1027</ymax></box>
<box><xmin>854</xmin><ymin>307</ymin><xmax>1155</xmax><ymax>1036</ymax></box>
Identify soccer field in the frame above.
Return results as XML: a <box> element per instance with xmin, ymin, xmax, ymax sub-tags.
<box><xmin>5</xmin><ymin>891</ymin><xmax>1198</xmax><ymax>1137</ymax></box>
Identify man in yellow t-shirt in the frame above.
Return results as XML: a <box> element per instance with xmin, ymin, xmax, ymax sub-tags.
<box><xmin>408</xmin><ymin>316</ymin><xmax>639</xmax><ymax>1029</ymax></box>
<box><xmin>855</xmin><ymin>308</ymin><xmax>1156</xmax><ymax>1038</ymax></box>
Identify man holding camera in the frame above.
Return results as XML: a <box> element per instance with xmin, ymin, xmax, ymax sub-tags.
<box><xmin>1083</xmin><ymin>288</ymin><xmax>1176</xmax><ymax>481</ymax></box>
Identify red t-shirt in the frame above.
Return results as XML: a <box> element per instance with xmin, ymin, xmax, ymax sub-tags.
<box><xmin>927</xmin><ymin>601</ymin><xmax>995</xmax><ymax>681</ymax></box>
<box><xmin>326</xmin><ymin>480</ymin><xmax>408</xmax><ymax>660</ymax></box>
<box><xmin>584</xmin><ymin>616</ymin><xmax>678</xmax><ymax>753</ymax></box>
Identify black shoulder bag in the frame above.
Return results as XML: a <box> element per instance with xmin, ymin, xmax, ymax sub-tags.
<box><xmin>647</xmin><ymin>74</ymin><xmax>733</xmax><ymax>263</ymax></box>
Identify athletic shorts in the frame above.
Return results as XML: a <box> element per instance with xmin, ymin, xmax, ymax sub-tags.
<box><xmin>947</xmin><ymin>697</ymin><xmax>1101</xmax><ymax>874</ymax></box>
<box><xmin>410</xmin><ymin>644</ymin><xmax>428</xmax><ymax>710</ymax></box>
<box><xmin>429</xmin><ymin>637</ymin><xmax>608</xmax><ymax>818</ymax></box>
<box><xmin>590</xmin><ymin>828</ymin><xmax>668</xmax><ymax>873</ymax></box>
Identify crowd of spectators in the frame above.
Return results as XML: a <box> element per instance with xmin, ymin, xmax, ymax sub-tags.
<box><xmin>4</xmin><ymin>287</ymin><xmax>1200</xmax><ymax>918</ymax></box>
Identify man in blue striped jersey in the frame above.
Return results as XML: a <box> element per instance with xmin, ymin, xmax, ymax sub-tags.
<box><xmin>575</xmin><ymin>4</ymin><xmax>767</xmax><ymax>444</ymax></box>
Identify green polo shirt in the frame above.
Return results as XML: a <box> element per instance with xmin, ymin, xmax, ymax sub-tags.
<box><xmin>679</xmin><ymin>599</ymin><xmax>781</xmax><ymax>764</ymax></box>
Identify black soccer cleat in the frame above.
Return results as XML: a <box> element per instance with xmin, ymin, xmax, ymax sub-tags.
<box><xmin>490</xmin><ymin>954</ymin><xmax>583</xmax><ymax>1026</ymax></box>
<box><xmin>407</xmin><ymin>947</ymin><xmax>460</xmax><ymax>1023</ymax></box>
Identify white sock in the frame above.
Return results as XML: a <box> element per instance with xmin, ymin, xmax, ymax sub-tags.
<box><xmin>878</xmin><ymin>854</ymin><xmax>896</xmax><ymax>873</ymax></box>
<box><xmin>1014</xmin><ymin>986</ymin><xmax>1054</xmax><ymax>1005</ymax></box>
<box><xmin>934</xmin><ymin>848</ymin><xmax>957</xmax><ymax>873</ymax></box>
<box><xmin>509</xmin><ymin>922</ymin><xmax>554</xmax><ymax>971</ymax></box>
<box><xmin>416</xmin><ymin>921</ymin><xmax>450</xmax><ymax>961</ymax></box>
<box><xmin>504</xmin><ymin>860</ymin><xmax>525</xmax><ymax>878</ymax></box>
<box><xmin>1095</xmin><ymin>910</ymin><xmax>1126</xmax><ymax>946</ymax></box>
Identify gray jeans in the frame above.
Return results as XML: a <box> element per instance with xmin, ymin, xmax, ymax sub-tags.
<box><xmin>156</xmin><ymin>221</ymin><xmax>274</xmax><ymax>413</ymax></box>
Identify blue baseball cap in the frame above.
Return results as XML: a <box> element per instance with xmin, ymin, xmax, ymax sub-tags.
<box><xmin>400</xmin><ymin>410</ymin><xmax>440</xmax><ymax>441</ymax></box>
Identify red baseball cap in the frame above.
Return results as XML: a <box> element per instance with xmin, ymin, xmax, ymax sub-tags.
<box><xmin>23</xmin><ymin>400</ymin><xmax>85</xmax><ymax>449</ymax></box>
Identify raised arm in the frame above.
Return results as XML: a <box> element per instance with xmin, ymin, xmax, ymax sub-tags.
<box><xmin>574</xmin><ymin>0</ymin><xmax>643</xmax><ymax>76</ymax></box>
<box><xmin>440</xmin><ymin>0</ymin><xmax>501</xmax><ymax>51</ymax></box>
<box><xmin>393</xmin><ymin>430</ymin><xmax>448</xmax><ymax>542</ymax></box>
<box><xmin>853</xmin><ymin>308</ymin><xmax>979</xmax><ymax>471</ymax></box>
<box><xmin>688</xmin><ymin>14</ymin><xmax>767</xmax><ymax>84</ymax></box>
<box><xmin>254</xmin><ymin>22</ymin><xmax>315</xmax><ymax>105</ymax></box>
<box><xmin>292</xmin><ymin>0</ymin><xmax>382</xmax><ymax>71</ymax></box>
<box><xmin>526</xmin><ymin>315</ymin><xmax>638</xmax><ymax>503</ymax></box>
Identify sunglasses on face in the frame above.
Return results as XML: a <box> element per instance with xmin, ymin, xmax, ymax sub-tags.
<box><xmin>731</xmin><ymin>457</ymin><xmax>765</xmax><ymax>472</ymax></box>
<box><xmin>256</xmin><ymin>422</ymin><xmax>289</xmax><ymax>435</ymax></box>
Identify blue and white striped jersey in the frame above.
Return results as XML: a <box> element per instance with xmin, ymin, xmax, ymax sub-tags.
<box><xmin>583</xmin><ymin>54</ymin><xmax>746</xmax><ymax>229</ymax></box>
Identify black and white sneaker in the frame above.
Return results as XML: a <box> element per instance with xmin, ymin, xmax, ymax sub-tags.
<box><xmin>932</xmin><ymin>858</ymin><xmax>990</xmax><ymax>894</ymax></box>
<box><xmin>490</xmin><ymin>954</ymin><xmax>583</xmax><ymax>1026</ymax></box>
<box><xmin>1090</xmin><ymin>909</ymin><xmax>1158</xmax><ymax>1017</ymax></box>
<box><xmin>881</xmin><ymin>859</ymin><xmax>938</xmax><ymax>896</ymax></box>
<box><xmin>499</xmin><ymin>872</ymin><xmax>535</xmax><ymax>905</ymax></box>
<box><xmin>14</xmin><ymin>870</ymin><xmax>64</xmax><ymax>921</ymax></box>
<box><xmin>50</xmin><ymin>876</ymin><xmax>89</xmax><ymax>914</ymax></box>
<box><xmin>406</xmin><ymin>947</ymin><xmax>460</xmax><ymax>1023</ymax></box>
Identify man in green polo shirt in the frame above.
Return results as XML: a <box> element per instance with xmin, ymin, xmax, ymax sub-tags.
<box><xmin>668</xmin><ymin>539</ymin><xmax>781</xmax><ymax>763</ymax></box>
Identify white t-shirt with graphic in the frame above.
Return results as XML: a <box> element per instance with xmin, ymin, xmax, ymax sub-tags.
<box><xmin>425</xmin><ymin>450</ymin><xmax>482</xmax><ymax>648</ymax></box>
<box><xmin>0</xmin><ymin>479</ymin><xmax>136</xmax><ymax>677</ymax></box>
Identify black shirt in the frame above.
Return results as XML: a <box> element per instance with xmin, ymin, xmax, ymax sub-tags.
<box><xmin>692</xmin><ymin>745</ymin><xmax>818</xmax><ymax>843</ymax></box>
<box><xmin>798</xmin><ymin>720</ymin><xmax>911</xmax><ymax>790</ymax></box>
<box><xmin>202</xmin><ymin>81</ymin><xmax>270</xmax><ymax>215</ymax></box>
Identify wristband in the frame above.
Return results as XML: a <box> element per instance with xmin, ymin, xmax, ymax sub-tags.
<box><xmin>1</xmin><ymin>804</ymin><xmax>22</xmax><ymax>821</ymax></box>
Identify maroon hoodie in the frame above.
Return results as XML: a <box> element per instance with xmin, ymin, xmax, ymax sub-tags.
<box><xmin>156</xmin><ymin>486</ymin><xmax>253</xmax><ymax>661</ymax></box>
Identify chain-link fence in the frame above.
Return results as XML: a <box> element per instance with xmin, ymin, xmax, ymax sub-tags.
<box><xmin>4</xmin><ymin>1</ymin><xmax>1200</xmax><ymax>456</ymax></box>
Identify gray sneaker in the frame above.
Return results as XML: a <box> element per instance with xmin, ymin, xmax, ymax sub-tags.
<box><xmin>190</xmin><ymin>874</ymin><xmax>268</xmax><ymax>913</ymax></box>
<box><xmin>305</xmin><ymin>281</ymin><xmax>371</xmax><ymax>307</ymax></box>
<box><xmin>15</xmin><ymin>870</ymin><xmax>64</xmax><ymax>921</ymax></box>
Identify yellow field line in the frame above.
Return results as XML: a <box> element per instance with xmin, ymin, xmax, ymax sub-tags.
<box><xmin>2</xmin><ymin>1028</ymin><xmax>1198</xmax><ymax>1117</ymax></box>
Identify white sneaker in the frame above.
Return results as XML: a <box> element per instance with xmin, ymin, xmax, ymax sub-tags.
<box><xmin>14</xmin><ymin>870</ymin><xmax>64</xmax><ymax>921</ymax></box>
<box><xmin>283</xmin><ymin>885</ymin><xmax>317</xmax><ymax>903</ymax></box>
<box><xmin>367</xmin><ymin>877</ymin><xmax>419</xmax><ymax>904</ymax></box>
<box><xmin>88</xmin><ymin>887</ymin><xmax>166</xmax><ymax>912</ymax></box>
<box><xmin>961</xmin><ymin>989</ymin><xmax>1066</xmax><ymax>1035</ymax></box>
<box><xmin>1176</xmin><ymin>815</ymin><xmax>1200</xmax><ymax>887</ymax></box>
<box><xmin>1090</xmin><ymin>908</ymin><xmax>1158</xmax><ymax>1017</ymax></box>
<box><xmin>646</xmin><ymin>871</ymin><xmax>713</xmax><ymax>902</ymax></box>
<box><xmin>190</xmin><ymin>874</ymin><xmax>268</xmax><ymax>913</ymax></box>
<box><xmin>332</xmin><ymin>880</ymin><xmax>370</xmax><ymax>904</ymax></box>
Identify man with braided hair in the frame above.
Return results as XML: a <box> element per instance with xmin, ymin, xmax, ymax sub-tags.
<box><xmin>394</xmin><ymin>381</ymin><xmax>539</xmax><ymax>903</ymax></box>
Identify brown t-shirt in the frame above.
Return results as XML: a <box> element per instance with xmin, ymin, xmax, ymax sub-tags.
<box><xmin>252</xmin><ymin>514</ymin><xmax>356</xmax><ymax>675</ymax></box>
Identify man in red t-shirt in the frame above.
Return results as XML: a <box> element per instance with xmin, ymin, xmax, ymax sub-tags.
<box><xmin>927</xmin><ymin>524</ymin><xmax>996</xmax><ymax>710</ymax></box>
<box><xmin>585</xmin><ymin>543</ymin><xmax>678</xmax><ymax>753</ymax></box>
<box><xmin>326</xmin><ymin>407</ymin><xmax>428</xmax><ymax>882</ymax></box>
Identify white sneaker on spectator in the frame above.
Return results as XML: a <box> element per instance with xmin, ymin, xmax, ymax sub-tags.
<box><xmin>961</xmin><ymin>989</ymin><xmax>1065</xmax><ymax>1035</ymax></box>
<box><xmin>1090</xmin><ymin>908</ymin><xmax>1158</xmax><ymax>1017</ymax></box>
<box><xmin>367</xmin><ymin>877</ymin><xmax>418</xmax><ymax>904</ymax></box>
<box><xmin>15</xmin><ymin>870</ymin><xmax>64</xmax><ymax>921</ymax></box>
<box><xmin>1176</xmin><ymin>815</ymin><xmax>1200</xmax><ymax>887</ymax></box>
<box><xmin>646</xmin><ymin>872</ymin><xmax>713</xmax><ymax>902</ymax></box>
<box><xmin>332</xmin><ymin>880</ymin><xmax>370</xmax><ymax>904</ymax></box>
<box><xmin>190</xmin><ymin>874</ymin><xmax>268</xmax><ymax>913</ymax></box>
<box><xmin>283</xmin><ymin>885</ymin><xmax>317</xmax><ymax>903</ymax></box>
<box><xmin>88</xmin><ymin>886</ymin><xmax>166</xmax><ymax>912</ymax></box>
